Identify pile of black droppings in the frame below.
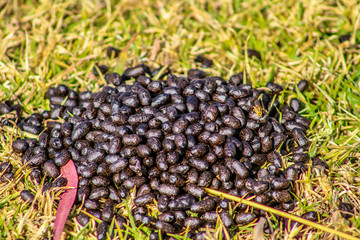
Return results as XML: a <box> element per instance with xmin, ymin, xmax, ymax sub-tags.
<box><xmin>1</xmin><ymin>51</ymin><xmax>350</xmax><ymax>240</ymax></box>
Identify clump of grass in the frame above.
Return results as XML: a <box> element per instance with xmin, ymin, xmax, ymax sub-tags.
<box><xmin>1</xmin><ymin>0</ymin><xmax>360</xmax><ymax>239</ymax></box>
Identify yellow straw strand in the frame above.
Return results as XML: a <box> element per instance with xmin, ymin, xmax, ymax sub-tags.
<box><xmin>205</xmin><ymin>188</ymin><xmax>359</xmax><ymax>240</ymax></box>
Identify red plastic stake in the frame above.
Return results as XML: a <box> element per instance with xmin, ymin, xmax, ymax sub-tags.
<box><xmin>53</xmin><ymin>160</ymin><xmax>78</xmax><ymax>240</ymax></box>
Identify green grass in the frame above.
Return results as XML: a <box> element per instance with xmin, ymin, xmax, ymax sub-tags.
<box><xmin>1</xmin><ymin>0</ymin><xmax>360</xmax><ymax>239</ymax></box>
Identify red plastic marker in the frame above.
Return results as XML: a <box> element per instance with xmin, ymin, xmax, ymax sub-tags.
<box><xmin>53</xmin><ymin>160</ymin><xmax>78</xmax><ymax>240</ymax></box>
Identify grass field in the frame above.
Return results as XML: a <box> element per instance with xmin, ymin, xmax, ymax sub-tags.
<box><xmin>1</xmin><ymin>0</ymin><xmax>360</xmax><ymax>239</ymax></box>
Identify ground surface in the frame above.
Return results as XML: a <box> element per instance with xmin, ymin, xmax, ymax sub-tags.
<box><xmin>1</xmin><ymin>0</ymin><xmax>360</xmax><ymax>239</ymax></box>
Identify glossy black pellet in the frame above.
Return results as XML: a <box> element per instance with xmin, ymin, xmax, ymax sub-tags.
<box><xmin>184</xmin><ymin>184</ymin><xmax>206</xmax><ymax>198</ymax></box>
<box><xmin>231</xmin><ymin>161</ymin><xmax>249</xmax><ymax>179</ymax></box>
<box><xmin>272</xmin><ymin>190</ymin><xmax>291</xmax><ymax>202</ymax></box>
<box><xmin>134</xmin><ymin>193</ymin><xmax>155</xmax><ymax>207</ymax></box>
<box><xmin>84</xmin><ymin>199</ymin><xmax>100</xmax><ymax>210</ymax></box>
<box><xmin>301</xmin><ymin>211</ymin><xmax>318</xmax><ymax>222</ymax></box>
<box><xmin>93</xmin><ymin>65</ymin><xmax>108</xmax><ymax>77</ymax></box>
<box><xmin>253</xmin><ymin>181</ymin><xmax>269</xmax><ymax>195</ymax></box>
<box><xmin>54</xmin><ymin>150</ymin><xmax>71</xmax><ymax>167</ymax></box>
<box><xmin>123</xmin><ymin>177</ymin><xmax>146</xmax><ymax>189</ymax></box>
<box><xmin>188</xmin><ymin>69</ymin><xmax>207</xmax><ymax>79</ymax></box>
<box><xmin>77</xmin><ymin>212</ymin><xmax>90</xmax><ymax>226</ymax></box>
<box><xmin>190</xmin><ymin>198</ymin><xmax>216</xmax><ymax>213</ymax></box>
<box><xmin>91</xmin><ymin>176</ymin><xmax>110</xmax><ymax>187</ymax></box>
<box><xmin>296</xmin><ymin>79</ymin><xmax>309</xmax><ymax>93</ymax></box>
<box><xmin>242</xmin><ymin>49</ymin><xmax>261</xmax><ymax>60</ymax></box>
<box><xmin>266</xmin><ymin>82</ymin><xmax>283</xmax><ymax>94</ymax></box>
<box><xmin>71</xmin><ymin>121</ymin><xmax>91</xmax><ymax>141</ymax></box>
<box><xmin>158</xmin><ymin>184</ymin><xmax>179</xmax><ymax>196</ymax></box>
<box><xmin>339</xmin><ymin>202</ymin><xmax>354</xmax><ymax>219</ymax></box>
<box><xmin>101</xmin><ymin>199</ymin><xmax>114</xmax><ymax>222</ymax></box>
<box><xmin>106</xmin><ymin>46</ymin><xmax>120</xmax><ymax>58</ymax></box>
<box><xmin>97</xmin><ymin>222</ymin><xmax>109</xmax><ymax>240</ymax></box>
<box><xmin>53</xmin><ymin>177</ymin><xmax>68</xmax><ymax>188</ymax></box>
<box><xmin>42</xmin><ymin>161</ymin><xmax>60</xmax><ymax>178</ymax></box>
<box><xmin>195</xmin><ymin>55</ymin><xmax>213</xmax><ymax>68</ymax></box>
<box><xmin>184</xmin><ymin>217</ymin><xmax>202</xmax><ymax>230</ymax></box>
<box><xmin>155</xmin><ymin>220</ymin><xmax>176</xmax><ymax>233</ymax></box>
<box><xmin>29</xmin><ymin>152</ymin><xmax>47</xmax><ymax>165</ymax></box>
<box><xmin>219</xmin><ymin>210</ymin><xmax>233</xmax><ymax>228</ymax></box>
<box><xmin>123</xmin><ymin>65</ymin><xmax>150</xmax><ymax>79</ymax></box>
<box><xmin>267</xmin><ymin>151</ymin><xmax>282</xmax><ymax>168</ymax></box>
<box><xmin>12</xmin><ymin>139</ymin><xmax>29</xmax><ymax>153</ymax></box>
<box><xmin>197</xmin><ymin>171</ymin><xmax>213</xmax><ymax>187</ymax></box>
<box><xmin>20</xmin><ymin>190</ymin><xmax>34</xmax><ymax>203</ymax></box>
<box><xmin>89</xmin><ymin>187</ymin><xmax>109</xmax><ymax>200</ymax></box>
<box><xmin>1</xmin><ymin>172</ymin><xmax>14</xmax><ymax>182</ymax></box>
<box><xmin>202</xmin><ymin>211</ymin><xmax>218</xmax><ymax>223</ymax></box>
<box><xmin>235</xmin><ymin>213</ymin><xmax>257</xmax><ymax>225</ymax></box>
<box><xmin>292</xmin><ymin>128</ymin><xmax>308</xmax><ymax>146</ymax></box>
<box><xmin>76</xmin><ymin>186</ymin><xmax>90</xmax><ymax>202</ymax></box>
<box><xmin>168</xmin><ymin>194</ymin><xmax>196</xmax><ymax>211</ymax></box>
<box><xmin>158</xmin><ymin>212</ymin><xmax>175</xmax><ymax>223</ymax></box>
<box><xmin>0</xmin><ymin>162</ymin><xmax>13</xmax><ymax>174</ymax></box>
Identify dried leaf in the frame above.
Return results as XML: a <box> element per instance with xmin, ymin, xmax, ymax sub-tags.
<box><xmin>53</xmin><ymin>160</ymin><xmax>78</xmax><ymax>240</ymax></box>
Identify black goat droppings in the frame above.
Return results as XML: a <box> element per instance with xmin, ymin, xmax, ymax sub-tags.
<box><xmin>89</xmin><ymin>187</ymin><xmax>109</xmax><ymax>200</ymax></box>
<box><xmin>20</xmin><ymin>190</ymin><xmax>34</xmax><ymax>204</ymax></box>
<box><xmin>235</xmin><ymin>213</ymin><xmax>257</xmax><ymax>225</ymax></box>
<box><xmin>101</xmin><ymin>199</ymin><xmax>115</xmax><ymax>222</ymax></box>
<box><xmin>123</xmin><ymin>65</ymin><xmax>150</xmax><ymax>79</ymax></box>
<box><xmin>106</xmin><ymin>46</ymin><xmax>120</xmax><ymax>58</ymax></box>
<box><xmin>266</xmin><ymin>82</ymin><xmax>283</xmax><ymax>94</ymax></box>
<box><xmin>339</xmin><ymin>34</ymin><xmax>351</xmax><ymax>43</ymax></box>
<box><xmin>5</xmin><ymin>63</ymin><xmax>314</xmax><ymax>239</ymax></box>
<box><xmin>190</xmin><ymin>198</ymin><xmax>216</xmax><ymax>213</ymax></box>
<box><xmin>296</xmin><ymin>79</ymin><xmax>309</xmax><ymax>93</ymax></box>
<box><xmin>43</xmin><ymin>161</ymin><xmax>60</xmax><ymax>178</ymax></box>
<box><xmin>54</xmin><ymin>150</ymin><xmax>71</xmax><ymax>167</ymax></box>
<box><xmin>0</xmin><ymin>162</ymin><xmax>13</xmax><ymax>174</ymax></box>
<box><xmin>301</xmin><ymin>211</ymin><xmax>318</xmax><ymax>222</ymax></box>
<box><xmin>77</xmin><ymin>212</ymin><xmax>90</xmax><ymax>226</ymax></box>
<box><xmin>52</xmin><ymin>177</ymin><xmax>68</xmax><ymax>188</ymax></box>
<box><xmin>97</xmin><ymin>222</ymin><xmax>109</xmax><ymax>240</ymax></box>
<box><xmin>134</xmin><ymin>193</ymin><xmax>155</xmax><ymax>206</ymax></box>
<box><xmin>232</xmin><ymin>161</ymin><xmax>249</xmax><ymax>179</ymax></box>
<box><xmin>93</xmin><ymin>65</ymin><xmax>108</xmax><ymax>77</ymax></box>
<box><xmin>184</xmin><ymin>217</ymin><xmax>202</xmax><ymax>230</ymax></box>
<box><xmin>271</xmin><ymin>178</ymin><xmax>290</xmax><ymax>190</ymax></box>
<box><xmin>202</xmin><ymin>211</ymin><xmax>218</xmax><ymax>223</ymax></box>
<box><xmin>84</xmin><ymin>199</ymin><xmax>100</xmax><ymax>210</ymax></box>
<box><xmin>71</xmin><ymin>121</ymin><xmax>91</xmax><ymax>141</ymax></box>
<box><xmin>292</xmin><ymin>128</ymin><xmax>309</xmax><ymax>146</ymax></box>
<box><xmin>30</xmin><ymin>152</ymin><xmax>47</xmax><ymax>165</ymax></box>
<box><xmin>339</xmin><ymin>202</ymin><xmax>354</xmax><ymax>219</ymax></box>
<box><xmin>158</xmin><ymin>184</ymin><xmax>179</xmax><ymax>196</ymax></box>
<box><xmin>220</xmin><ymin>210</ymin><xmax>233</xmax><ymax>228</ymax></box>
<box><xmin>272</xmin><ymin>191</ymin><xmax>292</xmax><ymax>203</ymax></box>
<box><xmin>188</xmin><ymin>69</ymin><xmax>207</xmax><ymax>79</ymax></box>
<box><xmin>155</xmin><ymin>220</ymin><xmax>176</xmax><ymax>233</ymax></box>
<box><xmin>195</xmin><ymin>55</ymin><xmax>213</xmax><ymax>68</ymax></box>
<box><xmin>12</xmin><ymin>139</ymin><xmax>29</xmax><ymax>153</ymax></box>
<box><xmin>158</xmin><ymin>212</ymin><xmax>175</xmax><ymax>223</ymax></box>
<box><xmin>242</xmin><ymin>49</ymin><xmax>261</xmax><ymax>60</ymax></box>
